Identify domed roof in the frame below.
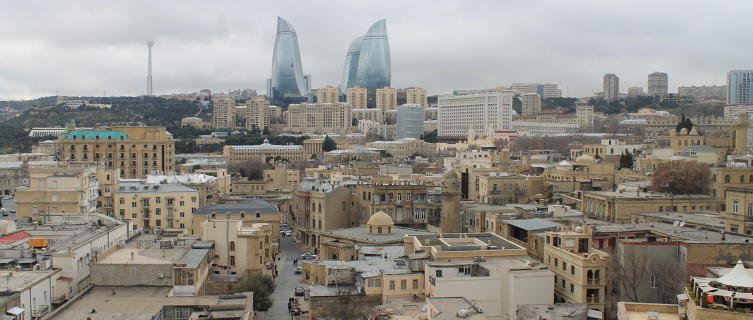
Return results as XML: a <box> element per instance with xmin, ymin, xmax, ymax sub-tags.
<box><xmin>368</xmin><ymin>211</ymin><xmax>394</xmax><ymax>226</ymax></box>
<box><xmin>576</xmin><ymin>154</ymin><xmax>595</xmax><ymax>163</ymax></box>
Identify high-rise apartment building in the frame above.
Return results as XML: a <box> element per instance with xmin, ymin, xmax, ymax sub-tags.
<box><xmin>647</xmin><ymin>72</ymin><xmax>668</xmax><ymax>96</ymax></box>
<box><xmin>375</xmin><ymin>86</ymin><xmax>397</xmax><ymax>111</ymax></box>
<box><xmin>396</xmin><ymin>104</ymin><xmax>425</xmax><ymax>140</ymax></box>
<box><xmin>603</xmin><ymin>74</ymin><xmax>619</xmax><ymax>101</ymax></box>
<box><xmin>317</xmin><ymin>85</ymin><xmax>340</xmax><ymax>103</ymax></box>
<box><xmin>270</xmin><ymin>17</ymin><xmax>307</xmax><ymax>100</ymax></box>
<box><xmin>438</xmin><ymin>91</ymin><xmax>514</xmax><ymax>137</ymax></box>
<box><xmin>406</xmin><ymin>87</ymin><xmax>428</xmax><ymax>108</ymax></box>
<box><xmin>59</xmin><ymin>124</ymin><xmax>176</xmax><ymax>179</ymax></box>
<box><xmin>511</xmin><ymin>83</ymin><xmax>561</xmax><ymax>98</ymax></box>
<box><xmin>678</xmin><ymin>85</ymin><xmax>726</xmax><ymax>101</ymax></box>
<box><xmin>521</xmin><ymin>93</ymin><xmax>542</xmax><ymax>115</ymax></box>
<box><xmin>346</xmin><ymin>86</ymin><xmax>368</xmax><ymax>109</ymax></box>
<box><xmin>244</xmin><ymin>98</ymin><xmax>271</xmax><ymax>131</ymax></box>
<box><xmin>212</xmin><ymin>97</ymin><xmax>237</xmax><ymax>129</ymax></box>
<box><xmin>286</xmin><ymin>102</ymin><xmax>353</xmax><ymax>134</ymax></box>
<box><xmin>627</xmin><ymin>87</ymin><xmax>644</xmax><ymax>99</ymax></box>
<box><xmin>727</xmin><ymin>70</ymin><xmax>753</xmax><ymax>104</ymax></box>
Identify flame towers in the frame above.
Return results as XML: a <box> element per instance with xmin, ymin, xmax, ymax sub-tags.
<box><xmin>341</xmin><ymin>19</ymin><xmax>391</xmax><ymax>99</ymax></box>
<box><xmin>270</xmin><ymin>17</ymin><xmax>307</xmax><ymax>101</ymax></box>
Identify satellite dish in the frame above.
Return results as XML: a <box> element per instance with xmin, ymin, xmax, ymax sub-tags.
<box><xmin>679</xmin><ymin>221</ymin><xmax>685</xmax><ymax>228</ymax></box>
<box><xmin>672</xmin><ymin>220</ymin><xmax>680</xmax><ymax>226</ymax></box>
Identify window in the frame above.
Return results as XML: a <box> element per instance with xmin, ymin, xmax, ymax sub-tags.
<box><xmin>725</xmin><ymin>175</ymin><xmax>731</xmax><ymax>183</ymax></box>
<box><xmin>554</xmin><ymin>258</ymin><xmax>559</xmax><ymax>267</ymax></box>
<box><xmin>155</xmin><ymin>208</ymin><xmax>161</xmax><ymax>215</ymax></box>
<box><xmin>733</xmin><ymin>200</ymin><xmax>740</xmax><ymax>214</ymax></box>
<box><xmin>51</xmin><ymin>194</ymin><xmax>58</xmax><ymax>201</ymax></box>
<box><xmin>179</xmin><ymin>201</ymin><xmax>185</xmax><ymax>207</ymax></box>
<box><xmin>563</xmin><ymin>261</ymin><xmax>567</xmax><ymax>271</ymax></box>
<box><xmin>368</xmin><ymin>279</ymin><xmax>375</xmax><ymax>287</ymax></box>
<box><xmin>571</xmin><ymin>265</ymin><xmax>575</xmax><ymax>275</ymax></box>
<box><xmin>436</xmin><ymin>270</ymin><xmax>443</xmax><ymax>278</ymax></box>
<box><xmin>132</xmin><ymin>213</ymin><xmax>137</xmax><ymax>219</ymax></box>
<box><xmin>406</xmin><ymin>193</ymin><xmax>411</xmax><ymax>201</ymax></box>
<box><xmin>156</xmin><ymin>197</ymin><xmax>161</xmax><ymax>204</ymax></box>
<box><xmin>180</xmin><ymin>212</ymin><xmax>184</xmax><ymax>217</ymax></box>
<box><xmin>191</xmin><ymin>196</ymin><xmax>197</xmax><ymax>203</ymax></box>
<box><xmin>561</xmin><ymin>279</ymin><xmax>566</xmax><ymax>289</ymax></box>
<box><xmin>389</xmin><ymin>281</ymin><xmax>395</xmax><ymax>290</ymax></box>
<box><xmin>412</xmin><ymin>279</ymin><xmax>419</xmax><ymax>289</ymax></box>
<box><xmin>119</xmin><ymin>198</ymin><xmax>125</xmax><ymax>205</ymax></box>
<box><xmin>649</xmin><ymin>274</ymin><xmax>658</xmax><ymax>288</ymax></box>
<box><xmin>229</xmin><ymin>241</ymin><xmax>235</xmax><ymax>250</ymax></box>
<box><xmin>748</xmin><ymin>202</ymin><xmax>753</xmax><ymax>216</ymax></box>
<box><xmin>401</xmin><ymin>279</ymin><xmax>407</xmax><ymax>290</ymax></box>
<box><xmin>570</xmin><ymin>284</ymin><xmax>575</xmax><ymax>293</ymax></box>
<box><xmin>375</xmin><ymin>279</ymin><xmax>381</xmax><ymax>287</ymax></box>
<box><xmin>229</xmin><ymin>256</ymin><xmax>236</xmax><ymax>266</ymax></box>
<box><xmin>132</xmin><ymin>202</ymin><xmax>137</xmax><ymax>208</ymax></box>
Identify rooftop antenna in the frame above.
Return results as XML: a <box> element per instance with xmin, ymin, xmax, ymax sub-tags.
<box><xmin>146</xmin><ymin>40</ymin><xmax>155</xmax><ymax>96</ymax></box>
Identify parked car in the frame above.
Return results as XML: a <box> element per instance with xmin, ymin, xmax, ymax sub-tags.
<box><xmin>294</xmin><ymin>267</ymin><xmax>302</xmax><ymax>274</ymax></box>
<box><xmin>284</xmin><ymin>231</ymin><xmax>292</xmax><ymax>236</ymax></box>
<box><xmin>301</xmin><ymin>252</ymin><xmax>318</xmax><ymax>259</ymax></box>
<box><xmin>294</xmin><ymin>287</ymin><xmax>305</xmax><ymax>296</ymax></box>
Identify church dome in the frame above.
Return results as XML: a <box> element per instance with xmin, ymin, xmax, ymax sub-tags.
<box><xmin>575</xmin><ymin>154</ymin><xmax>595</xmax><ymax>163</ymax></box>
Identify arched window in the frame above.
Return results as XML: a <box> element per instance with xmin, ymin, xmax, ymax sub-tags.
<box><xmin>229</xmin><ymin>241</ymin><xmax>235</xmax><ymax>251</ymax></box>
<box><xmin>259</xmin><ymin>242</ymin><xmax>263</xmax><ymax>249</ymax></box>
<box><xmin>256</xmin><ymin>212</ymin><xmax>261</xmax><ymax>218</ymax></box>
<box><xmin>265</xmin><ymin>235</ymin><xmax>269</xmax><ymax>243</ymax></box>
<box><xmin>587</xmin><ymin>270</ymin><xmax>594</xmax><ymax>279</ymax></box>
<box><xmin>742</xmin><ymin>175</ymin><xmax>746</xmax><ymax>183</ymax></box>
<box><xmin>240</xmin><ymin>212</ymin><xmax>245</xmax><ymax>218</ymax></box>
<box><xmin>211</xmin><ymin>213</ymin><xmax>216</xmax><ymax>219</ymax></box>
<box><xmin>725</xmin><ymin>175</ymin><xmax>731</xmax><ymax>183</ymax></box>
<box><xmin>226</xmin><ymin>213</ymin><xmax>231</xmax><ymax>219</ymax></box>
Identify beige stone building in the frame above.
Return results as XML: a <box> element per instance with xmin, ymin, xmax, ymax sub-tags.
<box><xmin>286</xmin><ymin>102</ymin><xmax>353</xmax><ymax>134</ymax></box>
<box><xmin>521</xmin><ymin>93</ymin><xmax>542</xmax><ymax>116</ymax></box>
<box><xmin>212</xmin><ymin>96</ymin><xmax>237</xmax><ymax>129</ymax></box>
<box><xmin>223</xmin><ymin>139</ymin><xmax>304</xmax><ymax>167</ymax></box>
<box><xmin>478</xmin><ymin>172</ymin><xmax>528</xmax><ymax>204</ymax></box>
<box><xmin>406</xmin><ymin>87</ymin><xmax>428</xmax><ymax>108</ymax></box>
<box><xmin>144</xmin><ymin>172</ymin><xmax>227</xmax><ymax>208</ymax></box>
<box><xmin>0</xmin><ymin>161</ymin><xmax>31</xmax><ymax>196</ymax></box>
<box><xmin>725</xmin><ymin>186</ymin><xmax>753</xmax><ymax>234</ymax></box>
<box><xmin>114</xmin><ymin>182</ymin><xmax>200</xmax><ymax>231</ymax></box>
<box><xmin>59</xmin><ymin>124</ymin><xmax>177</xmax><ymax>179</ymax></box>
<box><xmin>375</xmin><ymin>86</ymin><xmax>397</xmax><ymax>111</ymax></box>
<box><xmin>293</xmin><ymin>178</ymin><xmax>354</xmax><ymax>252</ymax></box>
<box><xmin>581</xmin><ymin>190</ymin><xmax>717</xmax><ymax>223</ymax></box>
<box><xmin>365</xmin><ymin>138</ymin><xmax>436</xmax><ymax>159</ymax></box>
<box><xmin>16</xmin><ymin>162</ymin><xmax>100</xmax><ymax>221</ymax></box>
<box><xmin>354</xmin><ymin>183</ymin><xmax>441</xmax><ymax>228</ymax></box>
<box><xmin>346</xmin><ymin>86</ymin><xmax>368</xmax><ymax>109</ymax></box>
<box><xmin>543</xmin><ymin>230</ymin><xmax>610</xmax><ymax>312</ymax></box>
<box><xmin>191</xmin><ymin>199</ymin><xmax>282</xmax><ymax>239</ymax></box>
<box><xmin>317</xmin><ymin>85</ymin><xmax>340</xmax><ymax>104</ymax></box>
<box><xmin>542</xmin><ymin>155</ymin><xmax>617</xmax><ymax>192</ymax></box>
<box><xmin>201</xmin><ymin>220</ymin><xmax>274</xmax><ymax>275</ymax></box>
<box><xmin>181</xmin><ymin>117</ymin><xmax>210</xmax><ymax>129</ymax></box>
<box><xmin>352</xmin><ymin>108</ymin><xmax>384</xmax><ymax>123</ymax></box>
<box><xmin>242</xmin><ymin>98</ymin><xmax>271</xmax><ymax>131</ymax></box>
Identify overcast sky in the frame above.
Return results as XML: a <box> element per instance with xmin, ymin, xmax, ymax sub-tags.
<box><xmin>0</xmin><ymin>0</ymin><xmax>750</xmax><ymax>100</ymax></box>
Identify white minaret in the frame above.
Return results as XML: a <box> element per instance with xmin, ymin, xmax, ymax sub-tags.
<box><xmin>146</xmin><ymin>40</ymin><xmax>154</xmax><ymax>96</ymax></box>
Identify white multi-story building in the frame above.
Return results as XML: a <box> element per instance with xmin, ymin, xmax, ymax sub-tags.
<box><xmin>438</xmin><ymin>91</ymin><xmax>514</xmax><ymax>137</ymax></box>
<box><xmin>511</xmin><ymin>83</ymin><xmax>561</xmax><ymax>98</ymax></box>
<box><xmin>728</xmin><ymin>70</ymin><xmax>753</xmax><ymax>104</ymax></box>
<box><xmin>724</xmin><ymin>103</ymin><xmax>753</xmax><ymax>119</ymax></box>
<box><xmin>512</xmin><ymin>122</ymin><xmax>579</xmax><ymax>135</ymax></box>
<box><xmin>396</xmin><ymin>104</ymin><xmax>425</xmax><ymax>140</ymax></box>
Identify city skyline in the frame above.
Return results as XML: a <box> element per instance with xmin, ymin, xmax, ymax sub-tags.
<box><xmin>0</xmin><ymin>1</ymin><xmax>751</xmax><ymax>100</ymax></box>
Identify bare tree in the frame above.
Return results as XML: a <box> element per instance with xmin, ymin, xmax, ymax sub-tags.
<box><xmin>229</xmin><ymin>159</ymin><xmax>270</xmax><ymax>180</ymax></box>
<box><xmin>316</xmin><ymin>296</ymin><xmax>379</xmax><ymax>320</ymax></box>
<box><xmin>613</xmin><ymin>245</ymin><xmax>651</xmax><ymax>302</ymax></box>
<box><xmin>649</xmin><ymin>258</ymin><xmax>689</xmax><ymax>304</ymax></box>
<box><xmin>649</xmin><ymin>160</ymin><xmax>710</xmax><ymax>194</ymax></box>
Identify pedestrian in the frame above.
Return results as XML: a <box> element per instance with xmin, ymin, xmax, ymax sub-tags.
<box><xmin>288</xmin><ymin>301</ymin><xmax>291</xmax><ymax>312</ymax></box>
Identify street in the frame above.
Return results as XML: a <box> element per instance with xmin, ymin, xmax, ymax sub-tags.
<box><xmin>1</xmin><ymin>198</ymin><xmax>15</xmax><ymax>219</ymax></box>
<box><xmin>257</xmin><ymin>234</ymin><xmax>308</xmax><ymax>320</ymax></box>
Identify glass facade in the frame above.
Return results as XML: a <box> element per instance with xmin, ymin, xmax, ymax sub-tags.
<box><xmin>270</xmin><ymin>17</ymin><xmax>306</xmax><ymax>99</ymax></box>
<box><xmin>340</xmin><ymin>36</ymin><xmax>363</xmax><ymax>95</ymax></box>
<box><xmin>341</xmin><ymin>19</ymin><xmax>391</xmax><ymax>92</ymax></box>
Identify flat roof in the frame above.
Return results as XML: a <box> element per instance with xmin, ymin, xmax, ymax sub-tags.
<box><xmin>321</xmin><ymin>226</ymin><xmax>435</xmax><ymax>244</ymax></box>
<box><xmin>585</xmin><ymin>190</ymin><xmax>715</xmax><ymax>200</ymax></box>
<box><xmin>505</xmin><ymin>218</ymin><xmax>559</xmax><ymax>231</ymax></box>
<box><xmin>592</xmin><ymin>221</ymin><xmax>753</xmax><ymax>244</ymax></box>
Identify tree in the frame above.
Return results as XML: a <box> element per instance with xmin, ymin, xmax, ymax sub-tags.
<box><xmin>262</xmin><ymin>127</ymin><xmax>271</xmax><ymax>135</ymax></box>
<box><xmin>676</xmin><ymin>114</ymin><xmax>694</xmax><ymax>132</ymax></box>
<box><xmin>649</xmin><ymin>258</ymin><xmax>688</xmax><ymax>304</ymax></box>
<box><xmin>512</xmin><ymin>97</ymin><xmax>522</xmax><ymax>115</ymax></box>
<box><xmin>422</xmin><ymin>129</ymin><xmax>438</xmax><ymax>143</ymax></box>
<box><xmin>322</xmin><ymin>135</ymin><xmax>337</xmax><ymax>152</ymax></box>
<box><xmin>352</xmin><ymin>117</ymin><xmax>358</xmax><ymax>127</ymax></box>
<box><xmin>613</xmin><ymin>245</ymin><xmax>651</xmax><ymax>302</ymax></box>
<box><xmin>237</xmin><ymin>273</ymin><xmax>276</xmax><ymax>311</ymax></box>
<box><xmin>649</xmin><ymin>160</ymin><xmax>710</xmax><ymax>194</ymax></box>
<box><xmin>619</xmin><ymin>150</ymin><xmax>634</xmax><ymax>169</ymax></box>
<box><xmin>232</xmin><ymin>159</ymin><xmax>270</xmax><ymax>180</ymax></box>
<box><xmin>315</xmin><ymin>295</ymin><xmax>380</xmax><ymax>320</ymax></box>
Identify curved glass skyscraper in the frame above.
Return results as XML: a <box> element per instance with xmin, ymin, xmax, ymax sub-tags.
<box><xmin>270</xmin><ymin>17</ymin><xmax>306</xmax><ymax>100</ymax></box>
<box><xmin>341</xmin><ymin>19</ymin><xmax>391</xmax><ymax>94</ymax></box>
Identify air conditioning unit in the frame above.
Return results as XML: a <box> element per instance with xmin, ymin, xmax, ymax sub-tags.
<box><xmin>158</xmin><ymin>274</ymin><xmax>164</xmax><ymax>278</ymax></box>
<box><xmin>660</xmin><ymin>238</ymin><xmax>669</xmax><ymax>242</ymax></box>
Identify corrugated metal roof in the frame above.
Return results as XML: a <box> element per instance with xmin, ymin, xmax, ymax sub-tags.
<box><xmin>506</xmin><ymin>218</ymin><xmax>558</xmax><ymax>231</ymax></box>
<box><xmin>65</xmin><ymin>130</ymin><xmax>127</xmax><ymax>139</ymax></box>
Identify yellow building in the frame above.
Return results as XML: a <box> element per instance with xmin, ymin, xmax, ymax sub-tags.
<box><xmin>354</xmin><ymin>183</ymin><xmax>441</xmax><ymax>227</ymax></box>
<box><xmin>656</xmin><ymin>128</ymin><xmax>705</xmax><ymax>153</ymax></box>
<box><xmin>542</xmin><ymin>155</ymin><xmax>617</xmax><ymax>192</ymax></box>
<box><xmin>365</xmin><ymin>138</ymin><xmax>436</xmax><ymax>159</ymax></box>
<box><xmin>725</xmin><ymin>187</ymin><xmax>753</xmax><ymax>234</ymax></box>
<box><xmin>478</xmin><ymin>173</ymin><xmax>529</xmax><ymax>204</ymax></box>
<box><xmin>352</xmin><ymin>108</ymin><xmax>384</xmax><ymax>123</ymax></box>
<box><xmin>113</xmin><ymin>182</ymin><xmax>200</xmax><ymax>231</ymax></box>
<box><xmin>201</xmin><ymin>220</ymin><xmax>274</xmax><ymax>275</ymax></box>
<box><xmin>375</xmin><ymin>86</ymin><xmax>397</xmax><ymax>111</ymax></box>
<box><xmin>59</xmin><ymin>124</ymin><xmax>176</xmax><ymax>179</ymax></box>
<box><xmin>286</xmin><ymin>102</ymin><xmax>353</xmax><ymax>134</ymax></box>
<box><xmin>406</xmin><ymin>87</ymin><xmax>428</xmax><ymax>108</ymax></box>
<box><xmin>543</xmin><ymin>230</ymin><xmax>610</xmax><ymax>312</ymax></box>
<box><xmin>317</xmin><ymin>85</ymin><xmax>341</xmax><ymax>104</ymax></box>
<box><xmin>211</xmin><ymin>97</ymin><xmax>237</xmax><ymax>129</ymax></box>
<box><xmin>16</xmin><ymin>163</ymin><xmax>100</xmax><ymax>221</ymax></box>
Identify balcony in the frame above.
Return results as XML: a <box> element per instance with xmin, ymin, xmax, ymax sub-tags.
<box><xmin>586</xmin><ymin>296</ymin><xmax>600</xmax><ymax>303</ymax></box>
<box><xmin>166</xmin><ymin>203</ymin><xmax>174</xmax><ymax>207</ymax></box>
<box><xmin>167</xmin><ymin>214</ymin><xmax>174</xmax><ymax>219</ymax></box>
<box><xmin>587</xmin><ymin>278</ymin><xmax>602</xmax><ymax>285</ymax></box>
<box><xmin>142</xmin><ymin>214</ymin><xmax>150</xmax><ymax>219</ymax></box>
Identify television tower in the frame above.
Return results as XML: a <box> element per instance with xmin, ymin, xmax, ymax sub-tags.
<box><xmin>146</xmin><ymin>40</ymin><xmax>155</xmax><ymax>96</ymax></box>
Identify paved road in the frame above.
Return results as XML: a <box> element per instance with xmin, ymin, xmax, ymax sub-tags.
<box><xmin>258</xmin><ymin>235</ymin><xmax>307</xmax><ymax>320</ymax></box>
<box><xmin>1</xmin><ymin>198</ymin><xmax>15</xmax><ymax>219</ymax></box>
